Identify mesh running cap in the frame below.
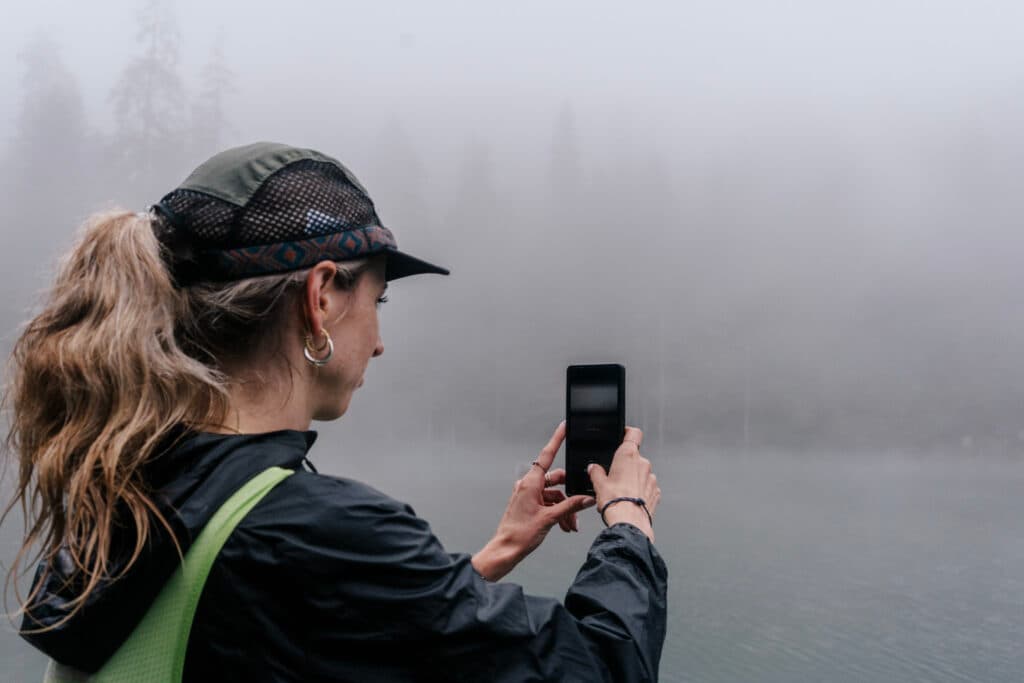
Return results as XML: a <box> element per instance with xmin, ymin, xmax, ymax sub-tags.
<box><xmin>151</xmin><ymin>141</ymin><xmax>450</xmax><ymax>286</ymax></box>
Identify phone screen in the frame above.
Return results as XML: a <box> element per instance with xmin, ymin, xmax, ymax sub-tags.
<box><xmin>565</xmin><ymin>364</ymin><xmax>625</xmax><ymax>497</ymax></box>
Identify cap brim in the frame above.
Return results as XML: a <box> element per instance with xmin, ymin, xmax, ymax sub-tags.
<box><xmin>382</xmin><ymin>246</ymin><xmax>450</xmax><ymax>282</ymax></box>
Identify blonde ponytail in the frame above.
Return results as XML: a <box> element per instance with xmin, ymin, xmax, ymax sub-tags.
<box><xmin>1</xmin><ymin>209</ymin><xmax>228</xmax><ymax>632</ymax></box>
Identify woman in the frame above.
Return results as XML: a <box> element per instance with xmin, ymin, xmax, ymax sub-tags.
<box><xmin>3</xmin><ymin>142</ymin><xmax>667</xmax><ymax>681</ymax></box>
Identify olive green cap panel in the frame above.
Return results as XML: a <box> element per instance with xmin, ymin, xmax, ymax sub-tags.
<box><xmin>177</xmin><ymin>141</ymin><xmax>370</xmax><ymax>206</ymax></box>
<box><xmin>42</xmin><ymin>466</ymin><xmax>294</xmax><ymax>682</ymax></box>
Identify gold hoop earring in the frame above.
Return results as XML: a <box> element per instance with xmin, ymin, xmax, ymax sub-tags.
<box><xmin>303</xmin><ymin>330</ymin><xmax>334</xmax><ymax>367</ymax></box>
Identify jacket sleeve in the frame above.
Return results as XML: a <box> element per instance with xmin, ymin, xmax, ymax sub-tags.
<box><xmin>288</xmin><ymin>475</ymin><xmax>668</xmax><ymax>683</ymax></box>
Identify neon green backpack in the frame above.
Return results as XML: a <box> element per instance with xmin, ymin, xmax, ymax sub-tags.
<box><xmin>43</xmin><ymin>466</ymin><xmax>294</xmax><ymax>682</ymax></box>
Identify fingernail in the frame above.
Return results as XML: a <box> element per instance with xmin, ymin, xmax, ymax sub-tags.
<box><xmin>586</xmin><ymin>464</ymin><xmax>593</xmax><ymax>474</ymax></box>
<box><xmin>583</xmin><ymin>496</ymin><xmax>596</xmax><ymax>507</ymax></box>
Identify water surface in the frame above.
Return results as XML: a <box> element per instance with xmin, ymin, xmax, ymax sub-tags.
<box><xmin>3</xmin><ymin>445</ymin><xmax>1022</xmax><ymax>681</ymax></box>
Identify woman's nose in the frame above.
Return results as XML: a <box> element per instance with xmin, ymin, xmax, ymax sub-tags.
<box><xmin>372</xmin><ymin>335</ymin><xmax>384</xmax><ymax>358</ymax></box>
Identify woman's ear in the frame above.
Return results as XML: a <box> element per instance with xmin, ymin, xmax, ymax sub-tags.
<box><xmin>303</xmin><ymin>261</ymin><xmax>345</xmax><ymax>337</ymax></box>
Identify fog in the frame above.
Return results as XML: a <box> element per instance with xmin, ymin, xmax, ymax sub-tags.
<box><xmin>3</xmin><ymin>0</ymin><xmax>1024</xmax><ymax>455</ymax></box>
<box><xmin>5</xmin><ymin>2</ymin><xmax>1024</xmax><ymax>680</ymax></box>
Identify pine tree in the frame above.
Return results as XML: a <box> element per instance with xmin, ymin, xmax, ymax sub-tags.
<box><xmin>10</xmin><ymin>34</ymin><xmax>86</xmax><ymax>196</ymax></box>
<box><xmin>191</xmin><ymin>30</ymin><xmax>236</xmax><ymax>157</ymax></box>
<box><xmin>5</xmin><ymin>34</ymin><xmax>88</xmax><ymax>288</ymax></box>
<box><xmin>109</xmin><ymin>0</ymin><xmax>187</xmax><ymax>202</ymax></box>
<box><xmin>449</xmin><ymin>139</ymin><xmax>496</xmax><ymax>244</ymax></box>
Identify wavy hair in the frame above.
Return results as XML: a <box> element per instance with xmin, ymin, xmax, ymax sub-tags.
<box><xmin>1</xmin><ymin>208</ymin><xmax>368</xmax><ymax>633</ymax></box>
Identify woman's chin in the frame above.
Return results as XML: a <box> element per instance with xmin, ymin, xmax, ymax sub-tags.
<box><xmin>313</xmin><ymin>394</ymin><xmax>354</xmax><ymax>421</ymax></box>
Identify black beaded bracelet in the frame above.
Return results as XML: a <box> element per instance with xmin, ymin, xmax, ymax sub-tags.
<box><xmin>598</xmin><ymin>496</ymin><xmax>653</xmax><ymax>529</ymax></box>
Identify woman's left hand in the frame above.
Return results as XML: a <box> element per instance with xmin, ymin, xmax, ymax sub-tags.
<box><xmin>472</xmin><ymin>421</ymin><xmax>597</xmax><ymax>582</ymax></box>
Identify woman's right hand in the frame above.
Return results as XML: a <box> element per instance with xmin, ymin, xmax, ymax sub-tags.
<box><xmin>587</xmin><ymin>427</ymin><xmax>660</xmax><ymax>543</ymax></box>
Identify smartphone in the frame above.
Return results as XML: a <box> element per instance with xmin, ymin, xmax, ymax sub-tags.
<box><xmin>565</xmin><ymin>364</ymin><xmax>625</xmax><ymax>497</ymax></box>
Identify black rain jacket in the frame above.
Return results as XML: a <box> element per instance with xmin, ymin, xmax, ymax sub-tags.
<box><xmin>21</xmin><ymin>429</ymin><xmax>668</xmax><ymax>681</ymax></box>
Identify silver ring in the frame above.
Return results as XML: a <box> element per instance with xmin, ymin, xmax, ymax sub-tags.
<box><xmin>303</xmin><ymin>336</ymin><xmax>334</xmax><ymax>366</ymax></box>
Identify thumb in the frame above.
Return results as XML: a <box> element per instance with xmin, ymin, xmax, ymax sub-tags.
<box><xmin>548</xmin><ymin>494</ymin><xmax>597</xmax><ymax>521</ymax></box>
<box><xmin>587</xmin><ymin>463</ymin><xmax>608</xmax><ymax>490</ymax></box>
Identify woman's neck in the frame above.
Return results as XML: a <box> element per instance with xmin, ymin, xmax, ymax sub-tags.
<box><xmin>204</xmin><ymin>375</ymin><xmax>313</xmax><ymax>435</ymax></box>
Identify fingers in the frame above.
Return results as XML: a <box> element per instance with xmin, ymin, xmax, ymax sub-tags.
<box><xmin>543</xmin><ymin>489</ymin><xmax>571</xmax><ymax>532</ymax></box>
<box><xmin>547</xmin><ymin>494</ymin><xmax>597</xmax><ymax>522</ymax></box>
<box><xmin>519</xmin><ymin>467</ymin><xmax>567</xmax><ymax>497</ymax></box>
<box><xmin>648</xmin><ymin>473</ymin><xmax>662</xmax><ymax>515</ymax></box>
<box><xmin>544</xmin><ymin>468</ymin><xmax>566</xmax><ymax>488</ymax></box>
<box><xmin>532</xmin><ymin>420</ymin><xmax>566</xmax><ymax>475</ymax></box>
<box><xmin>542</xmin><ymin>487</ymin><xmax>579</xmax><ymax>532</ymax></box>
<box><xmin>622</xmin><ymin>426</ymin><xmax>643</xmax><ymax>449</ymax></box>
<box><xmin>587</xmin><ymin>462</ymin><xmax>608</xmax><ymax>489</ymax></box>
<box><xmin>542</xmin><ymin>489</ymin><xmax>566</xmax><ymax>505</ymax></box>
<box><xmin>615</xmin><ymin>428</ymin><xmax>644</xmax><ymax>460</ymax></box>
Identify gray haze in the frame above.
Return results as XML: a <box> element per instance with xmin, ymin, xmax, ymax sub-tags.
<box><xmin>3</xmin><ymin>1</ymin><xmax>1024</xmax><ymax>680</ymax></box>
<box><xmin>3</xmin><ymin>0</ymin><xmax>1024</xmax><ymax>452</ymax></box>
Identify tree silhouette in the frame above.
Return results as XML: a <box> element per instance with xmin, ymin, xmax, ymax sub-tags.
<box><xmin>191</xmin><ymin>29</ymin><xmax>236</xmax><ymax>158</ymax></box>
<box><xmin>448</xmin><ymin>138</ymin><xmax>497</xmax><ymax>250</ymax></box>
<box><xmin>10</xmin><ymin>34</ymin><xmax>86</xmax><ymax>198</ymax></box>
<box><xmin>109</xmin><ymin>0</ymin><xmax>187</xmax><ymax>202</ymax></box>
<box><xmin>3</xmin><ymin>33</ymin><xmax>88</xmax><ymax>317</ymax></box>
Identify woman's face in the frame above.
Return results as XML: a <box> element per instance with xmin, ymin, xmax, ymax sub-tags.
<box><xmin>311</xmin><ymin>259</ymin><xmax>387</xmax><ymax>420</ymax></box>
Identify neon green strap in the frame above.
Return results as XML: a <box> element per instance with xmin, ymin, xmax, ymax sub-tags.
<box><xmin>44</xmin><ymin>466</ymin><xmax>294</xmax><ymax>683</ymax></box>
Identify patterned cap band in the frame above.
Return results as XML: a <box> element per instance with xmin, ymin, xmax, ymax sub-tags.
<box><xmin>203</xmin><ymin>224</ymin><xmax>397</xmax><ymax>281</ymax></box>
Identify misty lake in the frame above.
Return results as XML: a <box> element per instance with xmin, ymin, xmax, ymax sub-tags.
<box><xmin>3</xmin><ymin>442</ymin><xmax>1022</xmax><ymax>682</ymax></box>
<box><xmin>8</xmin><ymin>0</ymin><xmax>1024</xmax><ymax>679</ymax></box>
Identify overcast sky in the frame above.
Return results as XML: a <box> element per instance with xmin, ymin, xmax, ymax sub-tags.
<box><xmin>4</xmin><ymin>1</ymin><xmax>1024</xmax><ymax>450</ymax></box>
<box><xmin>5</xmin><ymin>0</ymin><xmax>1024</xmax><ymax>151</ymax></box>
